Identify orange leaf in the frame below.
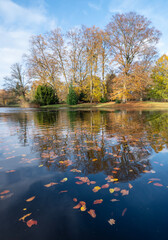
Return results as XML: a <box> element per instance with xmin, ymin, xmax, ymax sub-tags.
<box><xmin>26</xmin><ymin>196</ymin><xmax>35</xmax><ymax>202</ymax></box>
<box><xmin>122</xmin><ymin>208</ymin><xmax>127</xmax><ymax>216</ymax></box>
<box><xmin>44</xmin><ymin>182</ymin><xmax>58</xmax><ymax>187</ymax></box>
<box><xmin>101</xmin><ymin>184</ymin><xmax>109</xmax><ymax>189</ymax></box>
<box><xmin>108</xmin><ymin>218</ymin><xmax>115</xmax><ymax>225</ymax></box>
<box><xmin>26</xmin><ymin>219</ymin><xmax>37</xmax><ymax>227</ymax></box>
<box><xmin>19</xmin><ymin>213</ymin><xmax>32</xmax><ymax>222</ymax></box>
<box><xmin>93</xmin><ymin>199</ymin><xmax>103</xmax><ymax>204</ymax></box>
<box><xmin>88</xmin><ymin>209</ymin><xmax>96</xmax><ymax>218</ymax></box>
<box><xmin>73</xmin><ymin>203</ymin><xmax>81</xmax><ymax>209</ymax></box>
<box><xmin>153</xmin><ymin>183</ymin><xmax>163</xmax><ymax>187</ymax></box>
<box><xmin>0</xmin><ymin>190</ymin><xmax>10</xmax><ymax>195</ymax></box>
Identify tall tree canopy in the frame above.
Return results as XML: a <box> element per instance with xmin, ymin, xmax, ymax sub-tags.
<box><xmin>106</xmin><ymin>12</ymin><xmax>161</xmax><ymax>101</ymax></box>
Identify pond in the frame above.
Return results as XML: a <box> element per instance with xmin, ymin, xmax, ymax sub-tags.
<box><xmin>0</xmin><ymin>107</ymin><xmax>168</xmax><ymax>240</ymax></box>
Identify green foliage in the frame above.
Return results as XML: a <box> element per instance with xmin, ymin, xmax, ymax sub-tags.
<box><xmin>115</xmin><ymin>99</ymin><xmax>121</xmax><ymax>104</ymax></box>
<box><xmin>100</xmin><ymin>97</ymin><xmax>108</xmax><ymax>103</ymax></box>
<box><xmin>34</xmin><ymin>85</ymin><xmax>59</xmax><ymax>106</ymax></box>
<box><xmin>149</xmin><ymin>55</ymin><xmax>168</xmax><ymax>100</ymax></box>
<box><xmin>78</xmin><ymin>91</ymin><xmax>86</xmax><ymax>102</ymax></box>
<box><xmin>67</xmin><ymin>84</ymin><xmax>78</xmax><ymax>105</ymax></box>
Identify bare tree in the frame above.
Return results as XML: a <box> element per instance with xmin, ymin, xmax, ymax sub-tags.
<box><xmin>106</xmin><ymin>12</ymin><xmax>161</xmax><ymax>101</ymax></box>
<box><xmin>3</xmin><ymin>63</ymin><xmax>28</xmax><ymax>100</ymax></box>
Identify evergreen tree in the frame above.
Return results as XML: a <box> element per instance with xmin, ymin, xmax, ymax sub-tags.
<box><xmin>67</xmin><ymin>84</ymin><xmax>78</xmax><ymax>105</ymax></box>
<box><xmin>34</xmin><ymin>85</ymin><xmax>59</xmax><ymax>106</ymax></box>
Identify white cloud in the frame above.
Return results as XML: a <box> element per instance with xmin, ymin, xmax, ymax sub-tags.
<box><xmin>88</xmin><ymin>2</ymin><xmax>101</xmax><ymax>11</ymax></box>
<box><xmin>0</xmin><ymin>0</ymin><xmax>57</xmax><ymax>87</ymax></box>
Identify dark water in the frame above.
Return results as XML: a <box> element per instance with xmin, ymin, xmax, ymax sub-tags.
<box><xmin>0</xmin><ymin>108</ymin><xmax>168</xmax><ymax>240</ymax></box>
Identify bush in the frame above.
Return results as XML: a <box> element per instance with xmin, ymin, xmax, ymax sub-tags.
<box><xmin>67</xmin><ymin>84</ymin><xmax>78</xmax><ymax>105</ymax></box>
<box><xmin>115</xmin><ymin>99</ymin><xmax>121</xmax><ymax>104</ymax></box>
<box><xmin>34</xmin><ymin>85</ymin><xmax>59</xmax><ymax>106</ymax></box>
<box><xmin>100</xmin><ymin>97</ymin><xmax>108</xmax><ymax>103</ymax></box>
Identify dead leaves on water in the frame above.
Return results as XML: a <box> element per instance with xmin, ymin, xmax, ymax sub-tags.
<box><xmin>26</xmin><ymin>196</ymin><xmax>35</xmax><ymax>202</ymax></box>
<box><xmin>88</xmin><ymin>209</ymin><xmax>96</xmax><ymax>218</ymax></box>
<box><xmin>44</xmin><ymin>182</ymin><xmax>58</xmax><ymax>187</ymax></box>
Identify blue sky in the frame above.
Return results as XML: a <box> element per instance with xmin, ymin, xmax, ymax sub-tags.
<box><xmin>0</xmin><ymin>0</ymin><xmax>168</xmax><ymax>87</ymax></box>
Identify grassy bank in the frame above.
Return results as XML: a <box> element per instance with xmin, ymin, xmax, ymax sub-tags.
<box><xmin>41</xmin><ymin>101</ymin><xmax>168</xmax><ymax>110</ymax></box>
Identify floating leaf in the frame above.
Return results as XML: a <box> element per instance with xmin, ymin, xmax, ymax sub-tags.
<box><xmin>108</xmin><ymin>219</ymin><xmax>115</xmax><ymax>225</ymax></box>
<box><xmin>0</xmin><ymin>190</ymin><xmax>10</xmax><ymax>195</ymax></box>
<box><xmin>73</xmin><ymin>198</ymin><xmax>77</xmax><ymax>202</ymax></box>
<box><xmin>26</xmin><ymin>196</ymin><xmax>35</xmax><ymax>202</ymax></box>
<box><xmin>128</xmin><ymin>183</ymin><xmax>133</xmax><ymax>189</ymax></box>
<box><xmin>70</xmin><ymin>169</ymin><xmax>81</xmax><ymax>173</ymax></box>
<box><xmin>88</xmin><ymin>209</ymin><xmax>96</xmax><ymax>218</ymax></box>
<box><xmin>92</xmin><ymin>186</ymin><xmax>101</xmax><ymax>193</ymax></box>
<box><xmin>101</xmin><ymin>184</ymin><xmax>109</xmax><ymax>189</ymax></box>
<box><xmin>44</xmin><ymin>182</ymin><xmax>58</xmax><ymax>187</ymax></box>
<box><xmin>122</xmin><ymin>208</ymin><xmax>127</xmax><ymax>216</ymax></box>
<box><xmin>111</xmin><ymin>199</ymin><xmax>119</xmax><ymax>202</ymax></box>
<box><xmin>60</xmin><ymin>178</ymin><xmax>68</xmax><ymax>183</ymax></box>
<box><xmin>121</xmin><ymin>189</ymin><xmax>129</xmax><ymax>196</ymax></box>
<box><xmin>153</xmin><ymin>183</ymin><xmax>163</xmax><ymax>187</ymax></box>
<box><xmin>80</xmin><ymin>205</ymin><xmax>86</xmax><ymax>211</ymax></box>
<box><xmin>26</xmin><ymin>219</ymin><xmax>37</xmax><ymax>227</ymax></box>
<box><xmin>109</xmin><ymin>188</ymin><xmax>114</xmax><ymax>193</ymax></box>
<box><xmin>59</xmin><ymin>190</ymin><xmax>68</xmax><ymax>193</ymax></box>
<box><xmin>19</xmin><ymin>213</ymin><xmax>32</xmax><ymax>222</ymax></box>
<box><xmin>93</xmin><ymin>199</ymin><xmax>103</xmax><ymax>204</ymax></box>
<box><xmin>73</xmin><ymin>203</ymin><xmax>81</xmax><ymax>209</ymax></box>
<box><xmin>114</xmin><ymin>187</ymin><xmax>120</xmax><ymax>192</ymax></box>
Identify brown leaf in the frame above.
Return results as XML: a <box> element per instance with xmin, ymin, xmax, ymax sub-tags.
<box><xmin>110</xmin><ymin>199</ymin><xmax>119</xmax><ymax>202</ymax></box>
<box><xmin>108</xmin><ymin>218</ymin><xmax>115</xmax><ymax>225</ymax></box>
<box><xmin>19</xmin><ymin>213</ymin><xmax>32</xmax><ymax>222</ymax></box>
<box><xmin>44</xmin><ymin>182</ymin><xmax>58</xmax><ymax>187</ymax></box>
<box><xmin>121</xmin><ymin>189</ymin><xmax>129</xmax><ymax>196</ymax></box>
<box><xmin>0</xmin><ymin>190</ymin><xmax>10</xmax><ymax>195</ymax></box>
<box><xmin>101</xmin><ymin>184</ymin><xmax>109</xmax><ymax>189</ymax></box>
<box><xmin>153</xmin><ymin>183</ymin><xmax>163</xmax><ymax>187</ymax></box>
<box><xmin>93</xmin><ymin>199</ymin><xmax>103</xmax><ymax>204</ymax></box>
<box><xmin>73</xmin><ymin>203</ymin><xmax>81</xmax><ymax>209</ymax></box>
<box><xmin>88</xmin><ymin>209</ymin><xmax>96</xmax><ymax>218</ymax></box>
<box><xmin>73</xmin><ymin>198</ymin><xmax>77</xmax><ymax>202</ymax></box>
<box><xmin>26</xmin><ymin>196</ymin><xmax>35</xmax><ymax>202</ymax></box>
<box><xmin>122</xmin><ymin>208</ymin><xmax>127</xmax><ymax>216</ymax></box>
<box><xmin>26</xmin><ymin>219</ymin><xmax>37</xmax><ymax>227</ymax></box>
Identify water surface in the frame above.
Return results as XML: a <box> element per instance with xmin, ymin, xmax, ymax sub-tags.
<box><xmin>0</xmin><ymin>108</ymin><xmax>168</xmax><ymax>240</ymax></box>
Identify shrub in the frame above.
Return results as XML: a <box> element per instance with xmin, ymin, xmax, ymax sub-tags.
<box><xmin>100</xmin><ymin>97</ymin><xmax>108</xmax><ymax>103</ymax></box>
<box><xmin>115</xmin><ymin>99</ymin><xmax>121</xmax><ymax>104</ymax></box>
<box><xmin>67</xmin><ymin>84</ymin><xmax>78</xmax><ymax>105</ymax></box>
<box><xmin>34</xmin><ymin>85</ymin><xmax>59</xmax><ymax>106</ymax></box>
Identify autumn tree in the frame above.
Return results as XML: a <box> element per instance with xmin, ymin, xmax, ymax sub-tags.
<box><xmin>149</xmin><ymin>54</ymin><xmax>168</xmax><ymax>100</ymax></box>
<box><xmin>106</xmin><ymin>12</ymin><xmax>161</xmax><ymax>102</ymax></box>
<box><xmin>3</xmin><ymin>63</ymin><xmax>28</xmax><ymax>100</ymax></box>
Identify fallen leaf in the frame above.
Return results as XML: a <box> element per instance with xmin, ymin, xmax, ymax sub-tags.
<box><xmin>92</xmin><ymin>159</ymin><xmax>98</xmax><ymax>162</ymax></box>
<box><xmin>26</xmin><ymin>196</ymin><xmax>35</xmax><ymax>202</ymax></box>
<box><xmin>88</xmin><ymin>209</ymin><xmax>96</xmax><ymax>218</ymax></box>
<box><xmin>26</xmin><ymin>219</ymin><xmax>37</xmax><ymax>227</ymax></box>
<box><xmin>153</xmin><ymin>183</ymin><xmax>163</xmax><ymax>187</ymax></box>
<box><xmin>19</xmin><ymin>213</ymin><xmax>32</xmax><ymax>222</ymax></box>
<box><xmin>128</xmin><ymin>183</ymin><xmax>133</xmax><ymax>189</ymax></box>
<box><xmin>73</xmin><ymin>203</ymin><xmax>81</xmax><ymax>209</ymax></box>
<box><xmin>109</xmin><ymin>188</ymin><xmax>114</xmax><ymax>193</ymax></box>
<box><xmin>92</xmin><ymin>186</ymin><xmax>101</xmax><ymax>193</ymax></box>
<box><xmin>60</xmin><ymin>178</ymin><xmax>68</xmax><ymax>183</ymax></box>
<box><xmin>122</xmin><ymin>208</ymin><xmax>127</xmax><ymax>216</ymax></box>
<box><xmin>59</xmin><ymin>190</ymin><xmax>68</xmax><ymax>193</ymax></box>
<box><xmin>108</xmin><ymin>219</ymin><xmax>115</xmax><ymax>225</ymax></box>
<box><xmin>110</xmin><ymin>199</ymin><xmax>119</xmax><ymax>202</ymax></box>
<box><xmin>73</xmin><ymin>198</ymin><xmax>77</xmax><ymax>202</ymax></box>
<box><xmin>80</xmin><ymin>205</ymin><xmax>86</xmax><ymax>211</ymax></box>
<box><xmin>121</xmin><ymin>189</ymin><xmax>129</xmax><ymax>196</ymax></box>
<box><xmin>93</xmin><ymin>199</ymin><xmax>103</xmax><ymax>204</ymax></box>
<box><xmin>114</xmin><ymin>187</ymin><xmax>120</xmax><ymax>192</ymax></box>
<box><xmin>44</xmin><ymin>182</ymin><xmax>58</xmax><ymax>187</ymax></box>
<box><xmin>0</xmin><ymin>190</ymin><xmax>10</xmax><ymax>195</ymax></box>
<box><xmin>101</xmin><ymin>184</ymin><xmax>109</xmax><ymax>189</ymax></box>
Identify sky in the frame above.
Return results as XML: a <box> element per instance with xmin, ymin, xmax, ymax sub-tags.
<box><xmin>0</xmin><ymin>0</ymin><xmax>168</xmax><ymax>87</ymax></box>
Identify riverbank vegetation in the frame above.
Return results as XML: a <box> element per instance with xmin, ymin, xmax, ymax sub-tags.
<box><xmin>2</xmin><ymin>12</ymin><xmax>168</xmax><ymax>107</ymax></box>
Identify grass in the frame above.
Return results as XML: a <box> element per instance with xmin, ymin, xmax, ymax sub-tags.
<box><xmin>40</xmin><ymin>101</ymin><xmax>168</xmax><ymax>110</ymax></box>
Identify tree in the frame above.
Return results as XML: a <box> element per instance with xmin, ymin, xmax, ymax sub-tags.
<box><xmin>106</xmin><ymin>12</ymin><xmax>161</xmax><ymax>102</ymax></box>
<box><xmin>3</xmin><ymin>63</ymin><xmax>28</xmax><ymax>100</ymax></box>
<box><xmin>67</xmin><ymin>84</ymin><xmax>78</xmax><ymax>105</ymax></box>
<box><xmin>34</xmin><ymin>85</ymin><xmax>59</xmax><ymax>106</ymax></box>
<box><xmin>149</xmin><ymin>54</ymin><xmax>168</xmax><ymax>100</ymax></box>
